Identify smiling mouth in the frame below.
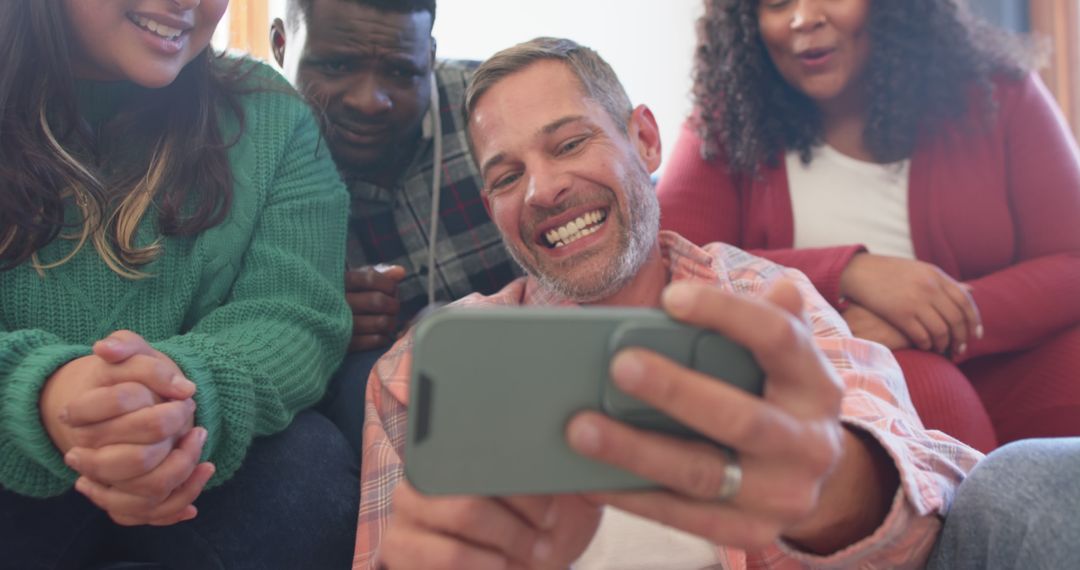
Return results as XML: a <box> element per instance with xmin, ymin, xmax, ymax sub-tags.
<box><xmin>127</xmin><ymin>14</ymin><xmax>186</xmax><ymax>41</ymax></box>
<box><xmin>334</xmin><ymin>124</ymin><xmax>389</xmax><ymax>143</ymax></box>
<box><xmin>541</xmin><ymin>209</ymin><xmax>608</xmax><ymax>249</ymax></box>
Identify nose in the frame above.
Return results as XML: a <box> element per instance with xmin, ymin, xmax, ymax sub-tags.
<box><xmin>791</xmin><ymin>0</ymin><xmax>827</xmax><ymax>31</ymax></box>
<box><xmin>341</xmin><ymin>75</ymin><xmax>393</xmax><ymax>117</ymax></box>
<box><xmin>524</xmin><ymin>159</ymin><xmax>572</xmax><ymax>209</ymax></box>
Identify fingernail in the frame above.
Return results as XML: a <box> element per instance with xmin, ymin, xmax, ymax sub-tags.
<box><xmin>956</xmin><ymin>342</ymin><xmax>967</xmax><ymax>355</ymax></box>
<box><xmin>172</xmin><ymin>374</ymin><xmax>196</xmax><ymax>393</ymax></box>
<box><xmin>64</xmin><ymin>451</ymin><xmax>81</xmax><ymax>470</ymax></box>
<box><xmin>99</xmin><ymin>339</ymin><xmax>120</xmax><ymax>351</ymax></box>
<box><xmin>58</xmin><ymin>407</ymin><xmax>70</xmax><ymax>424</ymax></box>
<box><xmin>611</xmin><ymin>351</ymin><xmax>644</xmax><ymax>392</ymax></box>
<box><xmin>661</xmin><ymin>282</ymin><xmax>694</xmax><ymax>317</ymax></box>
<box><xmin>533</xmin><ymin>537</ymin><xmax>553</xmax><ymax>562</ymax></box>
<box><xmin>569</xmin><ymin>418</ymin><xmax>601</xmax><ymax>454</ymax></box>
<box><xmin>196</xmin><ymin>427</ymin><xmax>208</xmax><ymax>445</ymax></box>
<box><xmin>975</xmin><ymin>325</ymin><xmax>984</xmax><ymax>340</ymax></box>
<box><xmin>74</xmin><ymin>477</ymin><xmax>89</xmax><ymax>494</ymax></box>
<box><xmin>374</xmin><ymin>263</ymin><xmax>394</xmax><ymax>273</ymax></box>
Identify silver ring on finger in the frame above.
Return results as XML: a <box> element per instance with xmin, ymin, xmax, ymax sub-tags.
<box><xmin>715</xmin><ymin>448</ymin><xmax>742</xmax><ymax>503</ymax></box>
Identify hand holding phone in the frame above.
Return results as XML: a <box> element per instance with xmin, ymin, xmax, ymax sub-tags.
<box><xmin>405</xmin><ymin>306</ymin><xmax>764</xmax><ymax>496</ymax></box>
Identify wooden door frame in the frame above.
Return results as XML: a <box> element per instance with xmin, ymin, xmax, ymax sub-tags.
<box><xmin>1030</xmin><ymin>0</ymin><xmax>1080</xmax><ymax>140</ymax></box>
<box><xmin>228</xmin><ymin>0</ymin><xmax>271</xmax><ymax>61</ymax></box>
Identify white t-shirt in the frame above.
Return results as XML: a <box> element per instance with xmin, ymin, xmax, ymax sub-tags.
<box><xmin>574</xmin><ymin>507</ymin><xmax>723</xmax><ymax>569</ymax></box>
<box><xmin>786</xmin><ymin>145</ymin><xmax>915</xmax><ymax>260</ymax></box>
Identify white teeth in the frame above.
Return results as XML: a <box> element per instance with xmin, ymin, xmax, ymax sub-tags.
<box><xmin>130</xmin><ymin>14</ymin><xmax>183</xmax><ymax>40</ymax></box>
<box><xmin>544</xmin><ymin>209</ymin><xmax>607</xmax><ymax>248</ymax></box>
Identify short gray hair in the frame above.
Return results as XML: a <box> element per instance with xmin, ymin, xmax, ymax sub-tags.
<box><xmin>465</xmin><ymin>37</ymin><xmax>633</xmax><ymax>131</ymax></box>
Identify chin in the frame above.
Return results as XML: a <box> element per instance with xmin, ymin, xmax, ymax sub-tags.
<box><xmin>333</xmin><ymin>147</ymin><xmax>387</xmax><ymax>172</ymax></box>
<box><xmin>126</xmin><ymin>67</ymin><xmax>185</xmax><ymax>89</ymax></box>
<box><xmin>800</xmin><ymin>79</ymin><xmax>850</xmax><ymax>104</ymax></box>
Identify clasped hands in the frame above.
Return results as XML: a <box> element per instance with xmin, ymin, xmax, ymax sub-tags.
<box><xmin>839</xmin><ymin>253</ymin><xmax>983</xmax><ymax>359</ymax></box>
<box><xmin>40</xmin><ymin>331</ymin><xmax>215</xmax><ymax>526</ymax></box>
<box><xmin>380</xmin><ymin>280</ymin><xmax>891</xmax><ymax>569</ymax></box>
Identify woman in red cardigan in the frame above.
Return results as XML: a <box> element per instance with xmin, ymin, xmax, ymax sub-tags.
<box><xmin>658</xmin><ymin>0</ymin><xmax>1080</xmax><ymax>451</ymax></box>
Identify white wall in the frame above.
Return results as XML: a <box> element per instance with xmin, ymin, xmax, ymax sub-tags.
<box><xmin>434</xmin><ymin>0</ymin><xmax>702</xmax><ymax>172</ymax></box>
<box><xmin>240</xmin><ymin>0</ymin><xmax>703</xmax><ymax>172</ymax></box>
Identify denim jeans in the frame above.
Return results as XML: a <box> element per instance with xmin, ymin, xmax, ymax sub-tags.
<box><xmin>317</xmin><ymin>347</ymin><xmax>388</xmax><ymax>456</ymax></box>
<box><xmin>928</xmin><ymin>437</ymin><xmax>1080</xmax><ymax>569</ymax></box>
<box><xmin>0</xmin><ymin>411</ymin><xmax>359</xmax><ymax>570</ymax></box>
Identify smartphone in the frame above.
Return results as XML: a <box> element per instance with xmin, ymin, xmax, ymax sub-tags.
<box><xmin>404</xmin><ymin>306</ymin><xmax>764</xmax><ymax>496</ymax></box>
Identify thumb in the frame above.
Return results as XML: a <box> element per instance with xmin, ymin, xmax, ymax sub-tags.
<box><xmin>93</xmin><ymin>330</ymin><xmax>156</xmax><ymax>364</ymax></box>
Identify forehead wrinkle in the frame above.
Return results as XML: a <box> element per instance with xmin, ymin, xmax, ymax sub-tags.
<box><xmin>313</xmin><ymin>22</ymin><xmax>424</xmax><ymax>53</ymax></box>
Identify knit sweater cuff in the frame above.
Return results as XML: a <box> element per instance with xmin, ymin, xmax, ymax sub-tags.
<box><xmin>821</xmin><ymin>245</ymin><xmax>867</xmax><ymax>309</ymax></box>
<box><xmin>150</xmin><ymin>339</ymin><xmax>222</xmax><ymax>469</ymax></box>
<box><xmin>0</xmin><ymin>337</ymin><xmax>90</xmax><ymax>497</ymax></box>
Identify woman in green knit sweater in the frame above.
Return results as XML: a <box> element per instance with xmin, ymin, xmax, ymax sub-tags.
<box><xmin>0</xmin><ymin>0</ymin><xmax>357</xmax><ymax>567</ymax></box>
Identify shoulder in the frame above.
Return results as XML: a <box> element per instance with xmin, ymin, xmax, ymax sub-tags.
<box><xmin>215</xmin><ymin>56</ymin><xmax>314</xmax><ymax>134</ymax></box>
<box><xmin>433</xmin><ymin>59</ymin><xmax>480</xmax><ymax>118</ymax></box>
<box><xmin>435</xmin><ymin>59</ymin><xmax>481</xmax><ymax>84</ymax></box>
<box><xmin>989</xmin><ymin>72</ymin><xmax>1059</xmax><ymax>118</ymax></box>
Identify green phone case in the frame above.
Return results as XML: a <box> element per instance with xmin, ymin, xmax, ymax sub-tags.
<box><xmin>405</xmin><ymin>306</ymin><xmax>763</xmax><ymax>496</ymax></box>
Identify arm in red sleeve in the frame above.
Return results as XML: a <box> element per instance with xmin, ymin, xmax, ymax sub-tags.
<box><xmin>963</xmin><ymin>75</ymin><xmax>1080</xmax><ymax>360</ymax></box>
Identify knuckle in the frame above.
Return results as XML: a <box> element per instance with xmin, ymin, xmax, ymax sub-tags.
<box><xmin>138</xmin><ymin>447</ymin><xmax>161</xmax><ymax>473</ymax></box>
<box><xmin>116</xmin><ymin>383</ymin><xmax>149</xmax><ymax>411</ymax></box>
<box><xmin>681</xmin><ymin>453</ymin><xmax>727</xmax><ymax>499</ymax></box>
<box><xmin>727</xmin><ymin>410</ymin><xmax>766</xmax><ymax>447</ymax></box>
<box><xmin>72</xmin><ymin>429</ymin><xmax>98</xmax><ymax>448</ymax></box>
<box><xmin>142</xmin><ymin>481</ymin><xmax>170</xmax><ymax>502</ymax></box>
<box><xmin>445</xmin><ymin>502</ymin><xmax>487</xmax><ymax>531</ymax></box>
<box><xmin>769</xmin><ymin>482</ymin><xmax>819</xmax><ymax>521</ymax></box>
<box><xmin>151</xmin><ymin>361</ymin><xmax>174</xmax><ymax>382</ymax></box>
<box><xmin>110</xmin><ymin>330</ymin><xmax>138</xmax><ymax>343</ymax></box>
<box><xmin>767</xmin><ymin>315</ymin><xmax>803</xmax><ymax>351</ymax></box>
<box><xmin>141</xmin><ymin>412</ymin><xmax>170</xmax><ymax>440</ymax></box>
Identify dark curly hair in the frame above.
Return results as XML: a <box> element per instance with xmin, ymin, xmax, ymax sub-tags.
<box><xmin>695</xmin><ymin>0</ymin><xmax>1041</xmax><ymax>173</ymax></box>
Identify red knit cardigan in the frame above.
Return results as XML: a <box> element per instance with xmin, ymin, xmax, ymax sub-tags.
<box><xmin>658</xmin><ymin>74</ymin><xmax>1080</xmax><ymax>363</ymax></box>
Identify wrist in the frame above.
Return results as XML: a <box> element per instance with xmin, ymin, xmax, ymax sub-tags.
<box><xmin>837</xmin><ymin>252</ymin><xmax>867</xmax><ymax>301</ymax></box>
<box><xmin>782</xmin><ymin>426</ymin><xmax>898</xmax><ymax>555</ymax></box>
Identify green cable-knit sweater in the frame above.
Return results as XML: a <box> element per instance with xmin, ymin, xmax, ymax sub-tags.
<box><xmin>0</xmin><ymin>60</ymin><xmax>351</xmax><ymax>498</ymax></box>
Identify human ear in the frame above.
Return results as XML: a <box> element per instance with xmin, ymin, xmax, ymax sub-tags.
<box><xmin>270</xmin><ymin>18</ymin><xmax>287</xmax><ymax>68</ymax></box>
<box><xmin>628</xmin><ymin>105</ymin><xmax>662</xmax><ymax>173</ymax></box>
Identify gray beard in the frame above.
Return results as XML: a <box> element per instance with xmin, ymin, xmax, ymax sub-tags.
<box><xmin>504</xmin><ymin>162</ymin><xmax>661</xmax><ymax>304</ymax></box>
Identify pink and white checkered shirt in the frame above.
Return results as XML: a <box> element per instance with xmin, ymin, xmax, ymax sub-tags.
<box><xmin>353</xmin><ymin>231</ymin><xmax>982</xmax><ymax>569</ymax></box>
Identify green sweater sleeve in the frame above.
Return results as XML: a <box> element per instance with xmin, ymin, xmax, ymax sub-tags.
<box><xmin>152</xmin><ymin>94</ymin><xmax>351</xmax><ymax>488</ymax></box>
<box><xmin>0</xmin><ymin>329</ymin><xmax>91</xmax><ymax>497</ymax></box>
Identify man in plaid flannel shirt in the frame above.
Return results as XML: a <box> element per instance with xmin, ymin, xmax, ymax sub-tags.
<box><xmin>273</xmin><ymin>0</ymin><xmax>518</xmax><ymax>452</ymax></box>
<box><xmin>274</xmin><ymin>0</ymin><xmax>519</xmax><ymax>352</ymax></box>
<box><xmin>354</xmin><ymin>38</ymin><xmax>990</xmax><ymax>569</ymax></box>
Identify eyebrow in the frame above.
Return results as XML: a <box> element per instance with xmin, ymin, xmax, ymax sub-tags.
<box><xmin>479</xmin><ymin>115</ymin><xmax>587</xmax><ymax>179</ymax></box>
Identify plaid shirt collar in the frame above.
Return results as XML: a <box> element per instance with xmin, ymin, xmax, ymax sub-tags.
<box><xmin>519</xmin><ymin>231</ymin><xmax>730</xmax><ymax>305</ymax></box>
